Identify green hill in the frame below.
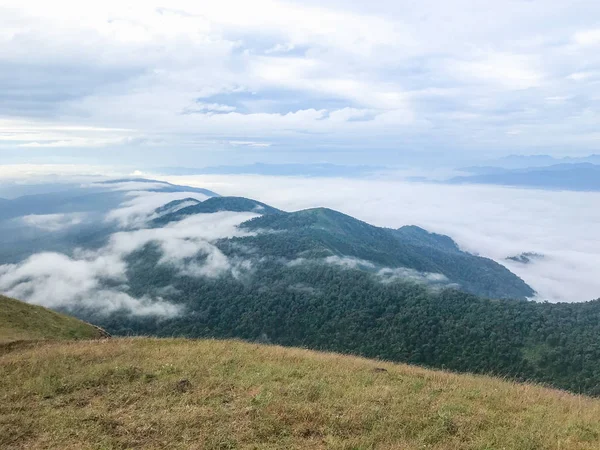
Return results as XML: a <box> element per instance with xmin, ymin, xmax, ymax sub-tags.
<box><xmin>152</xmin><ymin>198</ymin><xmax>533</xmax><ymax>300</ymax></box>
<box><xmin>102</xmin><ymin>201</ymin><xmax>599</xmax><ymax>396</ymax></box>
<box><xmin>238</xmin><ymin>206</ymin><xmax>534</xmax><ymax>300</ymax></box>
<box><xmin>0</xmin><ymin>295</ymin><xmax>108</xmax><ymax>344</ymax></box>
<box><xmin>152</xmin><ymin>196</ymin><xmax>282</xmax><ymax>226</ymax></box>
<box><xmin>2</xmin><ymin>338</ymin><xmax>600</xmax><ymax>449</ymax></box>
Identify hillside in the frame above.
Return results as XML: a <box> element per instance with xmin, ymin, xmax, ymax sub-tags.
<box><xmin>0</xmin><ymin>295</ymin><xmax>107</xmax><ymax>344</ymax></box>
<box><xmin>2</xmin><ymin>338</ymin><xmax>600</xmax><ymax>449</ymax></box>
<box><xmin>152</xmin><ymin>196</ymin><xmax>282</xmax><ymax>226</ymax></box>
<box><xmin>238</xmin><ymin>207</ymin><xmax>534</xmax><ymax>299</ymax></box>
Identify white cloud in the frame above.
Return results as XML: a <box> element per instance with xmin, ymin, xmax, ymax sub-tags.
<box><xmin>324</xmin><ymin>255</ymin><xmax>375</xmax><ymax>269</ymax></box>
<box><xmin>378</xmin><ymin>267</ymin><xmax>452</xmax><ymax>287</ymax></box>
<box><xmin>573</xmin><ymin>29</ymin><xmax>600</xmax><ymax>46</ymax></box>
<box><xmin>17</xmin><ymin>137</ymin><xmax>136</xmax><ymax>148</ymax></box>
<box><xmin>161</xmin><ymin>174</ymin><xmax>600</xmax><ymax>303</ymax></box>
<box><xmin>288</xmin><ymin>255</ymin><xmax>451</xmax><ymax>289</ymax></box>
<box><xmin>0</xmin><ymin>252</ymin><xmax>179</xmax><ymax>317</ymax></box>
<box><xmin>0</xmin><ymin>207</ymin><xmax>261</xmax><ymax>315</ymax></box>
<box><xmin>89</xmin><ymin>181</ymin><xmax>173</xmax><ymax>191</ymax></box>
<box><xmin>105</xmin><ymin>211</ymin><xmax>259</xmax><ymax>261</ymax></box>
<box><xmin>447</xmin><ymin>52</ymin><xmax>544</xmax><ymax>90</ymax></box>
<box><xmin>228</xmin><ymin>141</ymin><xmax>272</xmax><ymax>148</ymax></box>
<box><xmin>0</xmin><ymin>164</ymin><xmax>126</xmax><ymax>183</ymax></box>
<box><xmin>567</xmin><ymin>71</ymin><xmax>595</xmax><ymax>81</ymax></box>
<box><xmin>0</xmin><ymin>119</ymin><xmax>139</xmax><ymax>149</ymax></box>
<box><xmin>105</xmin><ymin>190</ymin><xmax>212</xmax><ymax>228</ymax></box>
<box><xmin>22</xmin><ymin>213</ymin><xmax>84</xmax><ymax>231</ymax></box>
<box><xmin>4</xmin><ymin>0</ymin><xmax>600</xmax><ymax>158</ymax></box>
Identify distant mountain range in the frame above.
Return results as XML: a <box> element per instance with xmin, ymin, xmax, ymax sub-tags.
<box><xmin>449</xmin><ymin>163</ymin><xmax>600</xmax><ymax>191</ymax></box>
<box><xmin>482</xmin><ymin>154</ymin><xmax>600</xmax><ymax>169</ymax></box>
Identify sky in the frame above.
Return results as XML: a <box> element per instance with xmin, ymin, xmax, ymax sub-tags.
<box><xmin>2</xmin><ymin>0</ymin><xmax>600</xmax><ymax>167</ymax></box>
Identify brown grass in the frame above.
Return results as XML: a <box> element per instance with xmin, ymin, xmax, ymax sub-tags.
<box><xmin>1</xmin><ymin>338</ymin><xmax>600</xmax><ymax>449</ymax></box>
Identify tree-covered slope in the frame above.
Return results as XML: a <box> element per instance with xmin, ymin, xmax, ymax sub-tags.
<box><xmin>3</xmin><ymin>338</ymin><xmax>600</xmax><ymax>449</ymax></box>
<box><xmin>238</xmin><ymin>206</ymin><xmax>534</xmax><ymax>299</ymax></box>
<box><xmin>94</xmin><ymin>257</ymin><xmax>600</xmax><ymax>395</ymax></box>
<box><xmin>0</xmin><ymin>295</ymin><xmax>108</xmax><ymax>344</ymax></box>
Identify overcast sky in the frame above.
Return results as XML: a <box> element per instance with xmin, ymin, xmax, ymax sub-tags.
<box><xmin>2</xmin><ymin>0</ymin><xmax>600</xmax><ymax>167</ymax></box>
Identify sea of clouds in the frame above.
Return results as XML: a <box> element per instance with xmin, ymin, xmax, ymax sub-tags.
<box><xmin>0</xmin><ymin>181</ymin><xmax>259</xmax><ymax>316</ymax></box>
<box><xmin>1</xmin><ymin>171</ymin><xmax>599</xmax><ymax>313</ymax></box>
<box><xmin>157</xmin><ymin>174</ymin><xmax>600</xmax><ymax>303</ymax></box>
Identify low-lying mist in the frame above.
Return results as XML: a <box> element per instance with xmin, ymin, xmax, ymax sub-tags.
<box><xmin>157</xmin><ymin>174</ymin><xmax>600</xmax><ymax>303</ymax></box>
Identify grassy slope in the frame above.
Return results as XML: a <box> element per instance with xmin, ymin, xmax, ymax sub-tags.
<box><xmin>2</xmin><ymin>338</ymin><xmax>600</xmax><ymax>449</ymax></box>
<box><xmin>0</xmin><ymin>295</ymin><xmax>105</xmax><ymax>344</ymax></box>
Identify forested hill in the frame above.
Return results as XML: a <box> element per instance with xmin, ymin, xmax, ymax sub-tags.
<box><xmin>152</xmin><ymin>196</ymin><xmax>282</xmax><ymax>226</ymax></box>
<box><xmin>153</xmin><ymin>199</ymin><xmax>534</xmax><ymax>300</ymax></box>
<box><xmin>237</xmin><ymin>206</ymin><xmax>534</xmax><ymax>300</ymax></box>
<box><xmin>101</xmin><ymin>260</ymin><xmax>600</xmax><ymax>395</ymax></box>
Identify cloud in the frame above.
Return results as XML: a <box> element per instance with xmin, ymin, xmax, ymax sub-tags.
<box><xmin>161</xmin><ymin>173</ymin><xmax>600</xmax><ymax>303</ymax></box>
<box><xmin>105</xmin><ymin>190</ymin><xmax>212</xmax><ymax>228</ymax></box>
<box><xmin>377</xmin><ymin>267</ymin><xmax>453</xmax><ymax>287</ymax></box>
<box><xmin>3</xmin><ymin>1</ymin><xmax>600</xmax><ymax>162</ymax></box>
<box><xmin>447</xmin><ymin>52</ymin><xmax>544</xmax><ymax>90</ymax></box>
<box><xmin>182</xmin><ymin>103</ymin><xmax>237</xmax><ymax>114</ymax></box>
<box><xmin>228</xmin><ymin>141</ymin><xmax>272</xmax><ymax>148</ymax></box>
<box><xmin>0</xmin><ymin>208</ymin><xmax>261</xmax><ymax>315</ymax></box>
<box><xmin>17</xmin><ymin>136</ymin><xmax>136</xmax><ymax>148</ymax></box>
<box><xmin>21</xmin><ymin>213</ymin><xmax>84</xmax><ymax>231</ymax></box>
<box><xmin>289</xmin><ymin>255</ymin><xmax>451</xmax><ymax>288</ymax></box>
<box><xmin>104</xmin><ymin>211</ymin><xmax>259</xmax><ymax>264</ymax></box>
<box><xmin>573</xmin><ymin>29</ymin><xmax>600</xmax><ymax>46</ymax></box>
<box><xmin>90</xmin><ymin>180</ymin><xmax>175</xmax><ymax>191</ymax></box>
<box><xmin>0</xmin><ymin>164</ymin><xmax>127</xmax><ymax>184</ymax></box>
<box><xmin>324</xmin><ymin>255</ymin><xmax>375</xmax><ymax>269</ymax></box>
<box><xmin>0</xmin><ymin>252</ymin><xmax>180</xmax><ymax>317</ymax></box>
<box><xmin>0</xmin><ymin>119</ymin><xmax>139</xmax><ymax>150</ymax></box>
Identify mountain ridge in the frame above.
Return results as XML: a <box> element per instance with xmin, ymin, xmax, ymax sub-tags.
<box><xmin>236</xmin><ymin>203</ymin><xmax>534</xmax><ymax>300</ymax></box>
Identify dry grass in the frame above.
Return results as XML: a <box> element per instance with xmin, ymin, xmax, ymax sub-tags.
<box><xmin>1</xmin><ymin>338</ymin><xmax>600</xmax><ymax>449</ymax></box>
<box><xmin>0</xmin><ymin>295</ymin><xmax>105</xmax><ymax>344</ymax></box>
